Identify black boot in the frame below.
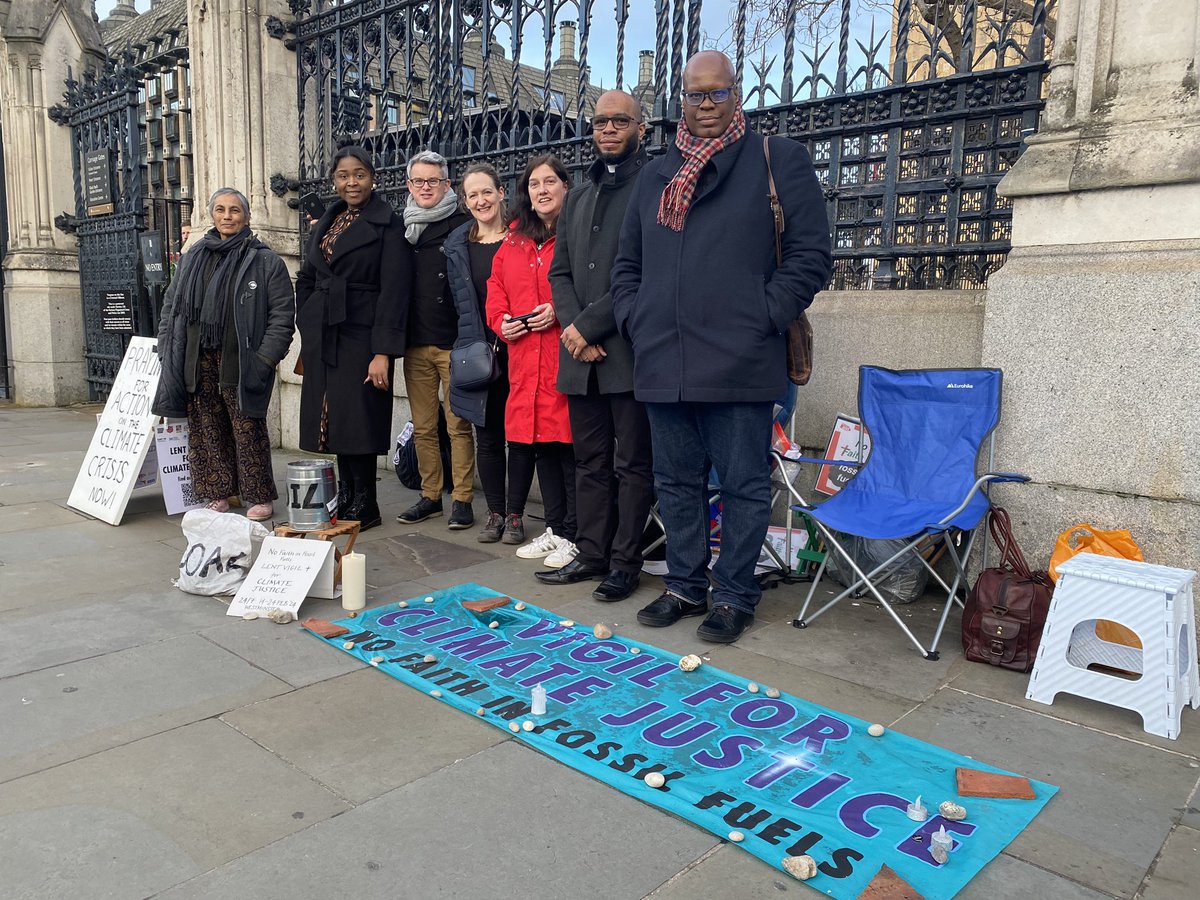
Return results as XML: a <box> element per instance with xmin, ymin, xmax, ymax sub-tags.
<box><xmin>336</xmin><ymin>479</ymin><xmax>354</xmax><ymax>521</ymax></box>
<box><xmin>346</xmin><ymin>476</ymin><xmax>382</xmax><ymax>531</ymax></box>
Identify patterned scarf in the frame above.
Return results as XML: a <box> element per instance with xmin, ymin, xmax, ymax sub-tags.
<box><xmin>657</xmin><ymin>105</ymin><xmax>747</xmax><ymax>232</ymax></box>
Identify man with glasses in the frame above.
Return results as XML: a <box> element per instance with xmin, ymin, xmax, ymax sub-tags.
<box><xmin>612</xmin><ymin>50</ymin><xmax>832</xmax><ymax>643</ymax></box>
<box><xmin>536</xmin><ymin>91</ymin><xmax>654</xmax><ymax>602</ymax></box>
<box><xmin>396</xmin><ymin>150</ymin><xmax>475</xmax><ymax>529</ymax></box>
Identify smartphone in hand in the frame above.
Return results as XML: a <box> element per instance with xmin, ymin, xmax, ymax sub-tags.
<box><xmin>298</xmin><ymin>192</ymin><xmax>326</xmax><ymax>221</ymax></box>
<box><xmin>510</xmin><ymin>312</ymin><xmax>537</xmax><ymax>325</ymax></box>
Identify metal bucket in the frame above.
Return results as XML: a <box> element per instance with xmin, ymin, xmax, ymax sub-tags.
<box><xmin>285</xmin><ymin>460</ymin><xmax>337</xmax><ymax>530</ymax></box>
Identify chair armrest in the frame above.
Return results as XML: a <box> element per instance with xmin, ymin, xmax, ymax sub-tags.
<box><xmin>792</xmin><ymin>456</ymin><xmax>863</xmax><ymax>468</ymax></box>
<box><xmin>983</xmin><ymin>472</ymin><xmax>1030</xmax><ymax>484</ymax></box>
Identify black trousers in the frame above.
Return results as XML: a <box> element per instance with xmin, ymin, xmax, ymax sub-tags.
<box><xmin>567</xmin><ymin>387</ymin><xmax>654</xmax><ymax>573</ymax></box>
<box><xmin>508</xmin><ymin>441</ymin><xmax>577</xmax><ymax>541</ymax></box>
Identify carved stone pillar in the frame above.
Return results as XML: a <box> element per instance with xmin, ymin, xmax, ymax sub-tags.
<box><xmin>986</xmin><ymin>0</ymin><xmax>1200</xmax><ymax>573</ymax></box>
<box><xmin>0</xmin><ymin>1</ymin><xmax>103</xmax><ymax>405</ymax></box>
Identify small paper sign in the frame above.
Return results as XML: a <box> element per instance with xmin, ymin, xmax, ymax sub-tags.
<box><xmin>227</xmin><ymin>535</ymin><xmax>337</xmax><ymax>618</ymax></box>
<box><xmin>815</xmin><ymin>414</ymin><xmax>872</xmax><ymax>496</ymax></box>
<box><xmin>154</xmin><ymin>422</ymin><xmax>204</xmax><ymax>515</ymax></box>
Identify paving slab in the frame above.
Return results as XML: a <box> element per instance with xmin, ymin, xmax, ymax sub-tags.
<box><xmin>222</xmin><ymin>667</ymin><xmax>508</xmax><ymax>804</ymax></box>
<box><xmin>0</xmin><ymin>590</ymin><xmax>233</xmax><ymax>675</ymax></box>
<box><xmin>0</xmin><ymin>634</ymin><xmax>289</xmax><ymax>783</ymax></box>
<box><xmin>0</xmin><ymin>719</ymin><xmax>349</xmax><ymax>898</ymax></box>
<box><xmin>1143</xmin><ymin>824</ymin><xmax>1200</xmax><ymax>900</ymax></box>
<box><xmin>895</xmin><ymin>688</ymin><xmax>1200</xmax><ymax>898</ymax></box>
<box><xmin>416</xmin><ymin>556</ymin><xmax>626</xmax><ymax>611</ymax></box>
<box><xmin>155</xmin><ymin>740</ymin><xmax>719</xmax><ymax>900</ymax></box>
<box><xmin>736</xmin><ymin>600</ymin><xmax>963</xmax><ymax>702</ymax></box>
<box><xmin>201</xmin><ymin>620</ymin><xmax>367</xmax><ymax>688</ymax></box>
<box><xmin>0</xmin><ymin>501</ymin><xmax>86</xmax><ymax>534</ymax></box>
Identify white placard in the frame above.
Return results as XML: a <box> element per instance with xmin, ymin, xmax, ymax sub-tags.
<box><xmin>155</xmin><ymin>422</ymin><xmax>204</xmax><ymax>515</ymax></box>
<box><xmin>227</xmin><ymin>535</ymin><xmax>338</xmax><ymax>617</ymax></box>
<box><xmin>68</xmin><ymin>337</ymin><xmax>162</xmax><ymax>525</ymax></box>
<box><xmin>814</xmin><ymin>414</ymin><xmax>873</xmax><ymax>496</ymax></box>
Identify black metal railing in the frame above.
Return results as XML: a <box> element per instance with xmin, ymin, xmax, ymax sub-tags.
<box><xmin>288</xmin><ymin>0</ymin><xmax>1054</xmax><ymax>288</ymax></box>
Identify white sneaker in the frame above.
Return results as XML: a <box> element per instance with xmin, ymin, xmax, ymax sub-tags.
<box><xmin>516</xmin><ymin>528</ymin><xmax>559</xmax><ymax>559</ymax></box>
<box><xmin>543</xmin><ymin>539</ymin><xmax>578</xmax><ymax>569</ymax></box>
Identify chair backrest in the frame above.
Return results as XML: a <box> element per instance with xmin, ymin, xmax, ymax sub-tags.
<box><xmin>848</xmin><ymin>366</ymin><xmax>1002</xmax><ymax>509</ymax></box>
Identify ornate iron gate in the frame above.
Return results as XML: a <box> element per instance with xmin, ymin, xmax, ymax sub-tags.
<box><xmin>288</xmin><ymin>0</ymin><xmax>1053</xmax><ymax>288</ymax></box>
<box><xmin>51</xmin><ymin>59</ymin><xmax>147</xmax><ymax>400</ymax></box>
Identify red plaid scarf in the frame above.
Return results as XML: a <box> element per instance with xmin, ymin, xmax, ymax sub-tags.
<box><xmin>657</xmin><ymin>105</ymin><xmax>747</xmax><ymax>232</ymax></box>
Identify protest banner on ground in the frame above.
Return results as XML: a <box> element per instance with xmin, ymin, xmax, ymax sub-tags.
<box><xmin>309</xmin><ymin>584</ymin><xmax>1057</xmax><ymax>899</ymax></box>
<box><xmin>228</xmin><ymin>535</ymin><xmax>337</xmax><ymax>617</ymax></box>
<box><xmin>68</xmin><ymin>337</ymin><xmax>161</xmax><ymax>525</ymax></box>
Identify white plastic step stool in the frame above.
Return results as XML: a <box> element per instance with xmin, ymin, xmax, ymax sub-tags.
<box><xmin>1026</xmin><ymin>554</ymin><xmax>1198</xmax><ymax>740</ymax></box>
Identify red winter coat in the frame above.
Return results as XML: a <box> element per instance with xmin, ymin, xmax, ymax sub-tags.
<box><xmin>485</xmin><ymin>229</ymin><xmax>572</xmax><ymax>444</ymax></box>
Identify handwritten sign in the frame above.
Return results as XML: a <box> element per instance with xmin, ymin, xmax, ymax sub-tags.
<box><xmin>155</xmin><ymin>422</ymin><xmax>204</xmax><ymax>515</ymax></box>
<box><xmin>68</xmin><ymin>337</ymin><xmax>162</xmax><ymax>525</ymax></box>
<box><xmin>815</xmin><ymin>414</ymin><xmax>873</xmax><ymax>496</ymax></box>
<box><xmin>228</xmin><ymin>536</ymin><xmax>338</xmax><ymax>618</ymax></box>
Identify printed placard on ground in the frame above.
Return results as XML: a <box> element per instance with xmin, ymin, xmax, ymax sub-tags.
<box><xmin>228</xmin><ymin>535</ymin><xmax>336</xmax><ymax>617</ymax></box>
<box><xmin>815</xmin><ymin>414</ymin><xmax>873</xmax><ymax>496</ymax></box>
<box><xmin>68</xmin><ymin>336</ymin><xmax>162</xmax><ymax>525</ymax></box>
<box><xmin>154</xmin><ymin>422</ymin><xmax>204</xmax><ymax>515</ymax></box>
<box><xmin>308</xmin><ymin>584</ymin><xmax>1057</xmax><ymax>900</ymax></box>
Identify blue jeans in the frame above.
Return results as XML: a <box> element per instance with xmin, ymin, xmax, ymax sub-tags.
<box><xmin>645</xmin><ymin>401</ymin><xmax>774</xmax><ymax>615</ymax></box>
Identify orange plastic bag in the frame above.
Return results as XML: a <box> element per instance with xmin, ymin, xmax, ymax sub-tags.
<box><xmin>1049</xmin><ymin>524</ymin><xmax>1144</xmax><ymax>649</ymax></box>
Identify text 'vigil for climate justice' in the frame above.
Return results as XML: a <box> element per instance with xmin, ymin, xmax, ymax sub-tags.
<box><xmin>331</xmin><ymin>606</ymin><xmax>983</xmax><ymax>882</ymax></box>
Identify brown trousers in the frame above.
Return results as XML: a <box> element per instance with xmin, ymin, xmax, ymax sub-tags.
<box><xmin>402</xmin><ymin>345</ymin><xmax>475</xmax><ymax>503</ymax></box>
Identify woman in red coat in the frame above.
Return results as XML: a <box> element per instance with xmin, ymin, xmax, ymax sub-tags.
<box><xmin>486</xmin><ymin>154</ymin><xmax>576</xmax><ymax>563</ymax></box>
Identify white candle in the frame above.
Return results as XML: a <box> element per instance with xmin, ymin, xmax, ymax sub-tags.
<box><xmin>342</xmin><ymin>551</ymin><xmax>366</xmax><ymax>611</ymax></box>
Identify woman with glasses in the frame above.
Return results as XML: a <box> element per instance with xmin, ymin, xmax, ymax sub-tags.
<box><xmin>295</xmin><ymin>145</ymin><xmax>412</xmax><ymax>530</ymax></box>
<box><xmin>485</xmin><ymin>154</ymin><xmax>577</xmax><ymax>564</ymax></box>
<box><xmin>446</xmin><ymin>163</ymin><xmax>512</xmax><ymax>542</ymax></box>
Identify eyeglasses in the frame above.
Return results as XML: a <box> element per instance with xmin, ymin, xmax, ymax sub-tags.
<box><xmin>680</xmin><ymin>86</ymin><xmax>736</xmax><ymax>106</ymax></box>
<box><xmin>408</xmin><ymin>177</ymin><xmax>448</xmax><ymax>188</ymax></box>
<box><xmin>591</xmin><ymin>115</ymin><xmax>636</xmax><ymax>132</ymax></box>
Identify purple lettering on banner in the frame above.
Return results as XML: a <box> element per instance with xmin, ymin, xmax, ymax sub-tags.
<box><xmin>781</xmin><ymin>714</ymin><xmax>852</xmax><ymax>754</ymax></box>
<box><xmin>425</xmin><ymin>626</ymin><xmax>475</xmax><ymax>643</ymax></box>
<box><xmin>681</xmin><ymin>682</ymin><xmax>746</xmax><ymax>707</ymax></box>
<box><xmin>745</xmin><ymin>750</ymin><xmax>814</xmax><ymax>789</ymax></box>
<box><xmin>600</xmin><ymin>701</ymin><xmax>667</xmax><ymax>727</ymax></box>
<box><xmin>629</xmin><ymin>662</ymin><xmax>677</xmax><ymax>688</ymax></box>
<box><xmin>605</xmin><ymin>655</ymin><xmax>656</xmax><ymax>675</ymax></box>
<box><xmin>730</xmin><ymin>698</ymin><xmax>798</xmax><ymax>730</ymax></box>
<box><xmin>791</xmin><ymin>771</ymin><xmax>853</xmax><ymax>809</ymax></box>
<box><xmin>542</xmin><ymin>631</ymin><xmax>589</xmax><ymax>650</ymax></box>
<box><xmin>377</xmin><ymin>608</ymin><xmax>434</xmax><ymax>628</ymax></box>
<box><xmin>397</xmin><ymin>615</ymin><xmax>452</xmax><ymax>636</ymax></box>
<box><xmin>516</xmin><ymin>662</ymin><xmax>581</xmax><ymax>687</ymax></box>
<box><xmin>896</xmin><ymin>817</ymin><xmax>977</xmax><ymax>867</ymax></box>
<box><xmin>547</xmin><ymin>676</ymin><xmax>614</xmax><ymax>704</ymax></box>
<box><xmin>476</xmin><ymin>651</ymin><xmax>545</xmax><ymax>678</ymax></box>
<box><xmin>692</xmin><ymin>734</ymin><xmax>765</xmax><ymax>770</ymax></box>
<box><xmin>568</xmin><ymin>640</ymin><xmax>626</xmax><ymax>664</ymax></box>
<box><xmin>439</xmin><ymin>633</ymin><xmax>512</xmax><ymax>661</ymax></box>
<box><xmin>643</xmin><ymin>712</ymin><xmax>720</xmax><ymax>749</ymax></box>
<box><xmin>516</xmin><ymin>619</ymin><xmax>563</xmax><ymax>640</ymax></box>
<box><xmin>838</xmin><ymin>792</ymin><xmax>910</xmax><ymax>839</ymax></box>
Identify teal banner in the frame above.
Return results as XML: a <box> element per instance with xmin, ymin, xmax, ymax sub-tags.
<box><xmin>311</xmin><ymin>584</ymin><xmax>1056</xmax><ymax>898</ymax></box>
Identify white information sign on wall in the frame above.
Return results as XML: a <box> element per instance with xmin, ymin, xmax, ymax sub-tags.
<box><xmin>227</xmin><ymin>535</ymin><xmax>339</xmax><ymax>618</ymax></box>
<box><xmin>155</xmin><ymin>422</ymin><xmax>204</xmax><ymax>515</ymax></box>
<box><xmin>68</xmin><ymin>337</ymin><xmax>162</xmax><ymax>525</ymax></box>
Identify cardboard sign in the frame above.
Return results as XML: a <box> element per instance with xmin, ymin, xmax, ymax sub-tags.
<box><xmin>154</xmin><ymin>422</ymin><xmax>204</xmax><ymax>515</ymax></box>
<box><xmin>815</xmin><ymin>414</ymin><xmax>873</xmax><ymax>496</ymax></box>
<box><xmin>228</xmin><ymin>536</ymin><xmax>338</xmax><ymax>617</ymax></box>
<box><xmin>68</xmin><ymin>337</ymin><xmax>162</xmax><ymax>525</ymax></box>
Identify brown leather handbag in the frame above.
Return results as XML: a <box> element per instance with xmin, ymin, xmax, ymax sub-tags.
<box><xmin>763</xmin><ymin>137</ymin><xmax>813</xmax><ymax>386</ymax></box>
<box><xmin>962</xmin><ymin>507</ymin><xmax>1053</xmax><ymax>672</ymax></box>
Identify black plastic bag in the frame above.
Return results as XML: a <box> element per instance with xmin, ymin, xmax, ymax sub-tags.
<box><xmin>393</xmin><ymin>409</ymin><xmax>453</xmax><ymax>494</ymax></box>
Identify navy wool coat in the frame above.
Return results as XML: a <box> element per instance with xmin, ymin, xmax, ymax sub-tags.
<box><xmin>611</xmin><ymin>130</ymin><xmax>832</xmax><ymax>403</ymax></box>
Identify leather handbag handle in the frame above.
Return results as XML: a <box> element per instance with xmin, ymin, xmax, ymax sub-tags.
<box><xmin>763</xmin><ymin>137</ymin><xmax>784</xmax><ymax>267</ymax></box>
<box><xmin>988</xmin><ymin>507</ymin><xmax>1035</xmax><ymax>581</ymax></box>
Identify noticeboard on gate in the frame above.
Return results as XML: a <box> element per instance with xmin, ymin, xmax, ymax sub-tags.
<box><xmin>84</xmin><ymin>148</ymin><xmax>115</xmax><ymax>216</ymax></box>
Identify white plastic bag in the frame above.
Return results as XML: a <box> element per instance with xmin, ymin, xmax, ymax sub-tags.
<box><xmin>176</xmin><ymin>509</ymin><xmax>270</xmax><ymax>596</ymax></box>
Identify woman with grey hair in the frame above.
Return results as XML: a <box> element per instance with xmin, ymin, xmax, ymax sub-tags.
<box><xmin>153</xmin><ymin>187</ymin><xmax>295</xmax><ymax>521</ymax></box>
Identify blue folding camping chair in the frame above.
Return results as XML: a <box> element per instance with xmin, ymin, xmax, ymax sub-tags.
<box><xmin>776</xmin><ymin>367</ymin><xmax>1028</xmax><ymax>660</ymax></box>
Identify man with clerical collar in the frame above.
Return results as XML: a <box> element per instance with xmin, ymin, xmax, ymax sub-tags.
<box><xmin>536</xmin><ymin>90</ymin><xmax>655</xmax><ymax>604</ymax></box>
<box><xmin>396</xmin><ymin>150</ymin><xmax>476</xmax><ymax>530</ymax></box>
<box><xmin>611</xmin><ymin>51</ymin><xmax>832</xmax><ymax>643</ymax></box>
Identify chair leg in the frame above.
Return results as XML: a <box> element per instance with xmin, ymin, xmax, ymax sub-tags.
<box><xmin>928</xmin><ymin>528</ymin><xmax>979</xmax><ymax>657</ymax></box>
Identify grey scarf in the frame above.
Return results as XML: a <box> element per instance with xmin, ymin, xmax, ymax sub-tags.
<box><xmin>403</xmin><ymin>190</ymin><xmax>459</xmax><ymax>244</ymax></box>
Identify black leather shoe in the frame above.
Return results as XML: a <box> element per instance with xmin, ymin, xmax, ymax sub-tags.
<box><xmin>592</xmin><ymin>570</ymin><xmax>640</xmax><ymax>602</ymax></box>
<box><xmin>345</xmin><ymin>488</ymin><xmax>382</xmax><ymax>531</ymax></box>
<box><xmin>447</xmin><ymin>500</ymin><xmax>474</xmax><ymax>530</ymax></box>
<box><xmin>636</xmin><ymin>591</ymin><xmax>708</xmax><ymax>627</ymax></box>
<box><xmin>397</xmin><ymin>496</ymin><xmax>443</xmax><ymax>524</ymax></box>
<box><xmin>696</xmin><ymin>604</ymin><xmax>754</xmax><ymax>643</ymax></box>
<box><xmin>534</xmin><ymin>558</ymin><xmax>607</xmax><ymax>585</ymax></box>
<box><xmin>336</xmin><ymin>480</ymin><xmax>354</xmax><ymax>521</ymax></box>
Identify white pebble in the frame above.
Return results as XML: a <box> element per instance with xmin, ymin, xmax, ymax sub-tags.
<box><xmin>765</xmin><ymin>687</ymin><xmax>781</xmax><ymax>699</ymax></box>
<box><xmin>514</xmin><ymin>602</ymin><xmax>526</xmax><ymax>611</ymax></box>
<box><xmin>242</xmin><ymin>612</ymin><xmax>259</xmax><ymax>621</ymax></box>
<box><xmin>522</xmin><ymin>720</ymin><xmax>535</xmax><ymax>732</ymax></box>
<box><xmin>746</xmin><ymin>682</ymin><xmax>760</xmax><ymax>693</ymax></box>
<box><xmin>476</xmin><ymin>707</ymin><xmax>486</xmax><ymax>716</ymax></box>
<box><xmin>430</xmin><ymin>690</ymin><xmax>442</xmax><ymax>698</ymax></box>
<box><xmin>423</xmin><ymin>654</ymin><xmax>437</xmax><ymax>663</ymax></box>
<box><xmin>643</xmin><ymin>772</ymin><xmax>666</xmax><ymax>789</ymax></box>
<box><xmin>782</xmin><ymin>855</ymin><xmax>817</xmax><ymax>880</ymax></box>
<box><xmin>559</xmin><ymin>619</ymin><xmax>575</xmax><ymax>627</ymax></box>
<box><xmin>488</xmin><ymin>621</ymin><xmax>499</xmax><ymax>629</ymax></box>
<box><xmin>509</xmin><ymin>721</ymin><xmax>521</xmax><ymax>732</ymax></box>
<box><xmin>342</xmin><ymin>641</ymin><xmax>355</xmax><ymax>650</ymax></box>
<box><xmin>593</xmin><ymin>624</ymin><xmax>613</xmax><ymax>639</ymax></box>
<box><xmin>370</xmin><ymin>656</ymin><xmax>385</xmax><ymax>665</ymax></box>
<box><xmin>424</xmin><ymin>596</ymin><xmax>434</xmax><ymax>603</ymax></box>
<box><xmin>630</xmin><ymin>647</ymin><xmax>641</xmax><ymax>655</ymax></box>
<box><xmin>728</xmin><ymin>831</ymin><xmax>745</xmax><ymax>843</ymax></box>
<box><xmin>679</xmin><ymin>654</ymin><xmax>703</xmax><ymax>672</ymax></box>
<box><xmin>939</xmin><ymin>800</ymin><xmax>967</xmax><ymax>821</ymax></box>
<box><xmin>868</xmin><ymin>723</ymin><xmax>886</xmax><ymax>737</ymax></box>
<box><xmin>397</xmin><ymin>600</ymin><xmax>408</xmax><ymax>607</ymax></box>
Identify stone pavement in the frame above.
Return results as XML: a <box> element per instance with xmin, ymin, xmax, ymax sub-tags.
<box><xmin>1</xmin><ymin>404</ymin><xmax>1197</xmax><ymax>900</ymax></box>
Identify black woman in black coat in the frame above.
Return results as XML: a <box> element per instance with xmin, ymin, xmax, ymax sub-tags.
<box><xmin>295</xmin><ymin>146</ymin><xmax>413</xmax><ymax>529</ymax></box>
